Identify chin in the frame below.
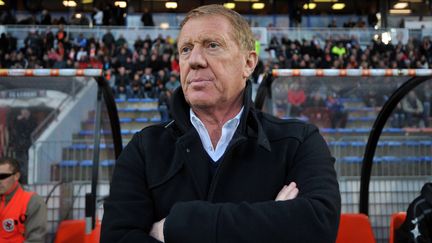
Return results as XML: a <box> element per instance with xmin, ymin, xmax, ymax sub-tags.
<box><xmin>186</xmin><ymin>94</ymin><xmax>216</xmax><ymax>106</ymax></box>
<box><xmin>189</xmin><ymin>100</ymin><xmax>216</xmax><ymax>109</ymax></box>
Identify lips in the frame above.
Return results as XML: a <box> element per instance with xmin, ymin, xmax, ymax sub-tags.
<box><xmin>188</xmin><ymin>78</ymin><xmax>213</xmax><ymax>84</ymax></box>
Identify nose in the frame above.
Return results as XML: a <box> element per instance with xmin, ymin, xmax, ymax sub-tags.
<box><xmin>188</xmin><ymin>46</ymin><xmax>207</xmax><ymax>69</ymax></box>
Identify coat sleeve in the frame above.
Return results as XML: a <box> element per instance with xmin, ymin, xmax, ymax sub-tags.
<box><xmin>100</xmin><ymin>134</ymin><xmax>161</xmax><ymax>243</ymax></box>
<box><xmin>25</xmin><ymin>194</ymin><xmax>47</xmax><ymax>243</ymax></box>
<box><xmin>164</xmin><ymin>125</ymin><xmax>341</xmax><ymax>243</ymax></box>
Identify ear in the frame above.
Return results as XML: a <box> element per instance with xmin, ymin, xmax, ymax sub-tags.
<box><xmin>242</xmin><ymin>50</ymin><xmax>258</xmax><ymax>79</ymax></box>
<box><xmin>14</xmin><ymin>172</ymin><xmax>20</xmax><ymax>182</ymax></box>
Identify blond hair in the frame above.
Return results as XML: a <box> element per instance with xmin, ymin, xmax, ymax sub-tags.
<box><xmin>180</xmin><ymin>4</ymin><xmax>255</xmax><ymax>52</ymax></box>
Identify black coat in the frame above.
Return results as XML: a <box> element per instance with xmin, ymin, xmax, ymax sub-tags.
<box><xmin>101</xmin><ymin>82</ymin><xmax>341</xmax><ymax>243</ymax></box>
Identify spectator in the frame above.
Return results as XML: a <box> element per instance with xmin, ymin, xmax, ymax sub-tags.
<box><xmin>56</xmin><ymin>24</ymin><xmax>67</xmax><ymax>44</ymax></box>
<box><xmin>92</xmin><ymin>7</ymin><xmax>104</xmax><ymax>26</ymax></box>
<box><xmin>115</xmin><ymin>66</ymin><xmax>130</xmax><ymax>88</ymax></box>
<box><xmin>8</xmin><ymin>108</ymin><xmax>37</xmax><ymax>184</ymax></box>
<box><xmin>40</xmin><ymin>9</ymin><xmax>51</xmax><ymax>25</ymax></box>
<box><xmin>165</xmin><ymin>74</ymin><xmax>180</xmax><ymax>94</ymax></box>
<box><xmin>391</xmin><ymin>103</ymin><xmax>406</xmax><ymax>128</ymax></box>
<box><xmin>326</xmin><ymin>92</ymin><xmax>347</xmax><ymax>128</ymax></box>
<box><xmin>287</xmin><ymin>81</ymin><xmax>306</xmax><ymax>116</ymax></box>
<box><xmin>141</xmin><ymin>8</ymin><xmax>155</xmax><ymax>26</ymax></box>
<box><xmin>0</xmin><ymin>157</ymin><xmax>47</xmax><ymax>242</ymax></box>
<box><xmin>402</xmin><ymin>91</ymin><xmax>426</xmax><ymax>127</ymax></box>
<box><xmin>141</xmin><ymin>67</ymin><xmax>155</xmax><ymax>98</ymax></box>
<box><xmin>331</xmin><ymin>41</ymin><xmax>346</xmax><ymax>58</ymax></box>
<box><xmin>114</xmin><ymin>84</ymin><xmax>129</xmax><ymax>100</ymax></box>
<box><xmin>130</xmin><ymin>77</ymin><xmax>144</xmax><ymax>99</ymax></box>
<box><xmin>102</xmin><ymin>29</ymin><xmax>115</xmax><ymax>52</ymax></box>
<box><xmin>157</xmin><ymin>86</ymin><xmax>171</xmax><ymax>122</ymax></box>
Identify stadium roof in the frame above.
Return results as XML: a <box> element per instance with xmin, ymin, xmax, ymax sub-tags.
<box><xmin>2</xmin><ymin>0</ymin><xmax>430</xmax><ymax>16</ymax></box>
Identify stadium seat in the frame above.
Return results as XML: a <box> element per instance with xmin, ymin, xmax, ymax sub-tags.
<box><xmin>389</xmin><ymin>212</ymin><xmax>406</xmax><ymax>243</ymax></box>
<box><xmin>54</xmin><ymin>219</ymin><xmax>101</xmax><ymax>243</ymax></box>
<box><xmin>336</xmin><ymin>213</ymin><xmax>375</xmax><ymax>243</ymax></box>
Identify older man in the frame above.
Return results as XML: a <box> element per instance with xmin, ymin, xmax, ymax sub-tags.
<box><xmin>101</xmin><ymin>4</ymin><xmax>340</xmax><ymax>243</ymax></box>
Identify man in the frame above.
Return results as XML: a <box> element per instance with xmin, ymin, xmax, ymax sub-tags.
<box><xmin>0</xmin><ymin>157</ymin><xmax>47</xmax><ymax>242</ymax></box>
<box><xmin>9</xmin><ymin>108</ymin><xmax>37</xmax><ymax>184</ymax></box>
<box><xmin>101</xmin><ymin>4</ymin><xmax>340</xmax><ymax>243</ymax></box>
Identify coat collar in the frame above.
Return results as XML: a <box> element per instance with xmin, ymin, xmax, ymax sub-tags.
<box><xmin>169</xmin><ymin>80</ymin><xmax>271</xmax><ymax>151</ymax></box>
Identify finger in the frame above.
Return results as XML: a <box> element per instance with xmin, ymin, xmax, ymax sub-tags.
<box><xmin>275</xmin><ymin>185</ymin><xmax>289</xmax><ymax>201</ymax></box>
<box><xmin>275</xmin><ymin>182</ymin><xmax>298</xmax><ymax>201</ymax></box>
<box><xmin>286</xmin><ymin>187</ymin><xmax>299</xmax><ymax>200</ymax></box>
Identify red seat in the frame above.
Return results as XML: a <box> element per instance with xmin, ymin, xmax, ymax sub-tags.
<box><xmin>336</xmin><ymin>213</ymin><xmax>376</xmax><ymax>243</ymax></box>
<box><xmin>389</xmin><ymin>212</ymin><xmax>406</xmax><ymax>243</ymax></box>
<box><xmin>54</xmin><ymin>219</ymin><xmax>101</xmax><ymax>243</ymax></box>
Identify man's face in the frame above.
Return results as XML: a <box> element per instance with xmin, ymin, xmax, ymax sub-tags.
<box><xmin>177</xmin><ymin>15</ymin><xmax>256</xmax><ymax>109</ymax></box>
<box><xmin>0</xmin><ymin>164</ymin><xmax>19</xmax><ymax>195</ymax></box>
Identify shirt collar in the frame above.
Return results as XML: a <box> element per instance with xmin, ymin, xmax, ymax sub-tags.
<box><xmin>190</xmin><ymin>107</ymin><xmax>244</xmax><ymax>129</ymax></box>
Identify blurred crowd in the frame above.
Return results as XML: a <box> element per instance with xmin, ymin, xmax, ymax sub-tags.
<box><xmin>265</xmin><ymin>35</ymin><xmax>432</xmax><ymax>71</ymax></box>
<box><xmin>0</xmin><ymin>24</ymin><xmax>431</xmax><ymax>127</ymax></box>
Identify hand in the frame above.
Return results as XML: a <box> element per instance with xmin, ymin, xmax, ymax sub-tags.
<box><xmin>275</xmin><ymin>182</ymin><xmax>299</xmax><ymax>201</ymax></box>
<box><xmin>150</xmin><ymin>218</ymin><xmax>166</xmax><ymax>242</ymax></box>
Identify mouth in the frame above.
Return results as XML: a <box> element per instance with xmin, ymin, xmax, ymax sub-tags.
<box><xmin>188</xmin><ymin>78</ymin><xmax>213</xmax><ymax>84</ymax></box>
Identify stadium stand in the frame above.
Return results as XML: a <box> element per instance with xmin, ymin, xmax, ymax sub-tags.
<box><xmin>0</xmin><ymin>8</ymin><xmax>432</xmax><ymax>243</ymax></box>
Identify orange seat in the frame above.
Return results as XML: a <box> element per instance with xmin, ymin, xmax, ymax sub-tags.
<box><xmin>336</xmin><ymin>213</ymin><xmax>376</xmax><ymax>243</ymax></box>
<box><xmin>389</xmin><ymin>212</ymin><xmax>406</xmax><ymax>243</ymax></box>
<box><xmin>54</xmin><ymin>219</ymin><xmax>101</xmax><ymax>243</ymax></box>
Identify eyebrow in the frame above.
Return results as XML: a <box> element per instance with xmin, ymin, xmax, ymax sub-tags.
<box><xmin>178</xmin><ymin>34</ymin><xmax>227</xmax><ymax>48</ymax></box>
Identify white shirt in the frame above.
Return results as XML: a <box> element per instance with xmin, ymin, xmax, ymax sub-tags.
<box><xmin>190</xmin><ymin>107</ymin><xmax>243</xmax><ymax>162</ymax></box>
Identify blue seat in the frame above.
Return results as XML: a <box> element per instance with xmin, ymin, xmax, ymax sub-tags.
<box><xmin>404</xmin><ymin>156</ymin><xmax>422</xmax><ymax>163</ymax></box>
<box><xmin>383</xmin><ymin>128</ymin><xmax>403</xmax><ymax>133</ymax></box>
<box><xmin>119</xmin><ymin>117</ymin><xmax>132</xmax><ymax>123</ymax></box>
<box><xmin>380</xmin><ymin>156</ymin><xmax>400</xmax><ymax>163</ymax></box>
<box><xmin>79</xmin><ymin>130</ymin><xmax>93</xmax><ymax>135</ymax></box>
<box><xmin>135</xmin><ymin>117</ymin><xmax>149</xmax><ymax>122</ymax></box>
<box><xmin>419</xmin><ymin>141</ymin><xmax>432</xmax><ymax>146</ymax></box>
<box><xmin>101</xmin><ymin>160</ymin><xmax>115</xmax><ymax>167</ymax></box>
<box><xmin>127</xmin><ymin>98</ymin><xmax>140</xmax><ymax>102</ymax></box>
<box><xmin>350</xmin><ymin>141</ymin><xmax>364</xmax><ymax>147</ymax></box>
<box><xmin>59</xmin><ymin>160</ymin><xmax>79</xmax><ymax>167</ymax></box>
<box><xmin>321</xmin><ymin>128</ymin><xmax>336</xmax><ymax>133</ymax></box>
<box><xmin>404</xmin><ymin>140</ymin><xmax>419</xmax><ymax>146</ymax></box>
<box><xmin>130</xmin><ymin>129</ymin><xmax>142</xmax><ymax>134</ymax></box>
<box><xmin>142</xmin><ymin>98</ymin><xmax>157</xmax><ymax>103</ymax></box>
<box><xmin>115</xmin><ymin>98</ymin><xmax>125</xmax><ymax>103</ymax></box>
<box><xmin>121</xmin><ymin>129</ymin><xmax>130</xmax><ymax>135</ymax></box>
<box><xmin>80</xmin><ymin>160</ymin><xmax>93</xmax><ymax>167</ymax></box>
<box><xmin>341</xmin><ymin>156</ymin><xmax>363</xmax><ymax>163</ymax></box>
<box><xmin>352</xmin><ymin>128</ymin><xmax>370</xmax><ymax>133</ymax></box>
<box><xmin>137</xmin><ymin>107</ymin><xmax>152</xmax><ymax>112</ymax></box>
<box><xmin>328</xmin><ymin>141</ymin><xmax>349</xmax><ymax>147</ymax></box>
<box><xmin>150</xmin><ymin>117</ymin><xmax>161</xmax><ymax>122</ymax></box>
<box><xmin>118</xmin><ymin>107</ymin><xmax>136</xmax><ymax>112</ymax></box>
<box><xmin>69</xmin><ymin>144</ymin><xmax>88</xmax><ymax>150</ymax></box>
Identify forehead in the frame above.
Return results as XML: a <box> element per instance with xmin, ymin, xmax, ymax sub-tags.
<box><xmin>0</xmin><ymin>164</ymin><xmax>13</xmax><ymax>172</ymax></box>
<box><xmin>178</xmin><ymin>15</ymin><xmax>234</xmax><ymax>44</ymax></box>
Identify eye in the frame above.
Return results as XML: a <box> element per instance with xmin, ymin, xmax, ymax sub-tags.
<box><xmin>208</xmin><ymin>42</ymin><xmax>219</xmax><ymax>49</ymax></box>
<box><xmin>180</xmin><ymin>46</ymin><xmax>192</xmax><ymax>55</ymax></box>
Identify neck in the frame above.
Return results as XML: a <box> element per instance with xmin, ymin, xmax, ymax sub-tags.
<box><xmin>192</xmin><ymin>95</ymin><xmax>243</xmax><ymax>148</ymax></box>
<box><xmin>1</xmin><ymin>181</ymin><xmax>19</xmax><ymax>197</ymax></box>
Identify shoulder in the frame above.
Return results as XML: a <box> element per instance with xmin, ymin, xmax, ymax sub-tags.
<box><xmin>28</xmin><ymin>194</ymin><xmax>46</xmax><ymax>208</ymax></box>
<box><xmin>26</xmin><ymin>193</ymin><xmax>47</xmax><ymax>215</ymax></box>
<box><xmin>257</xmin><ymin>111</ymin><xmax>319</xmax><ymax>143</ymax></box>
<box><xmin>129</xmin><ymin>121</ymin><xmax>178</xmax><ymax>146</ymax></box>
